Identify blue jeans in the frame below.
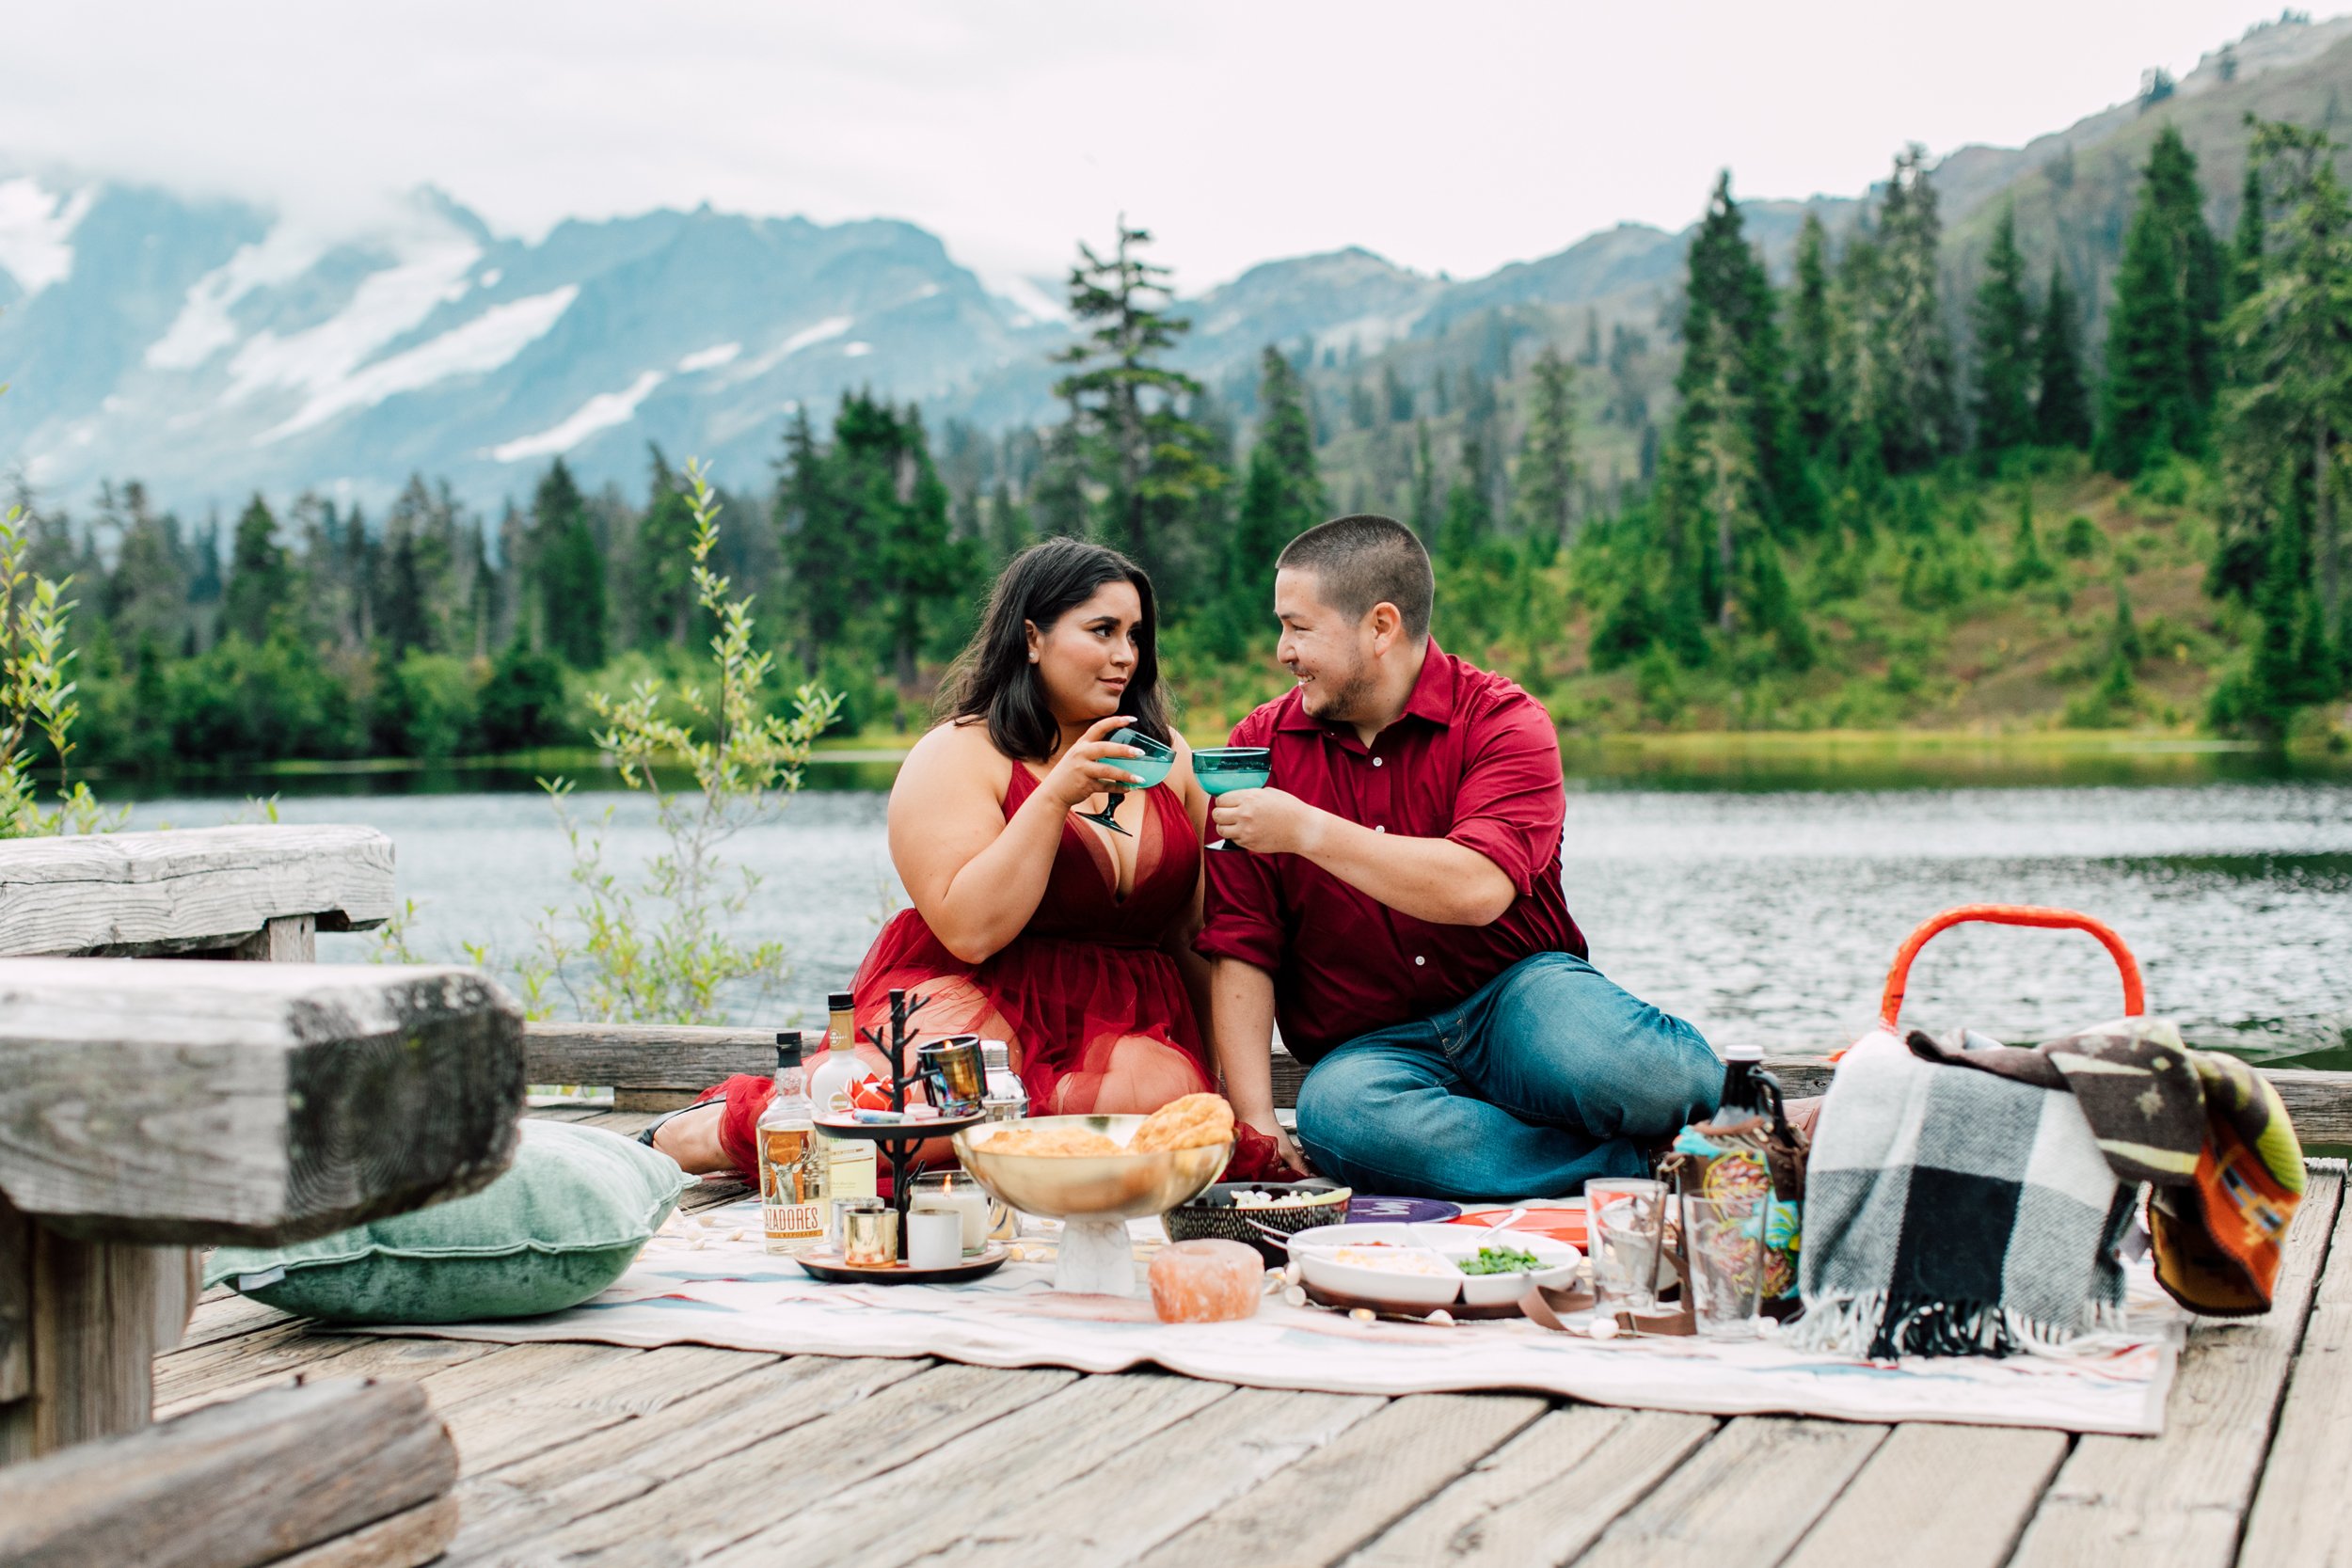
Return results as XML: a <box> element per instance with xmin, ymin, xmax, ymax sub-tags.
<box><xmin>1294</xmin><ymin>952</ymin><xmax>1721</xmax><ymax>1201</ymax></box>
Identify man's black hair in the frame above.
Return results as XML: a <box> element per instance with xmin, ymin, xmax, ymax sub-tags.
<box><xmin>1275</xmin><ymin>514</ymin><xmax>1434</xmax><ymax>640</ymax></box>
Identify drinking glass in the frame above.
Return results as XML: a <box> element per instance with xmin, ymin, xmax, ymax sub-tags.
<box><xmin>1681</xmin><ymin>1194</ymin><xmax>1769</xmax><ymax>1340</ymax></box>
<box><xmin>1584</xmin><ymin>1178</ymin><xmax>1669</xmax><ymax>1316</ymax></box>
<box><xmin>1192</xmin><ymin>746</ymin><xmax>1273</xmax><ymax>851</ymax></box>
<box><xmin>1073</xmin><ymin>728</ymin><xmax>1174</xmax><ymax>838</ymax></box>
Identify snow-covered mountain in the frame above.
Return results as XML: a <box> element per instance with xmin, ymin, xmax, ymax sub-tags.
<box><xmin>7</xmin><ymin>8</ymin><xmax>2350</xmax><ymax>518</ymax></box>
<box><xmin>0</xmin><ymin>179</ymin><xmax>1082</xmax><ymax>514</ymax></box>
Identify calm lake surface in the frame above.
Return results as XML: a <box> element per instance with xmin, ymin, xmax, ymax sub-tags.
<box><xmin>119</xmin><ymin>755</ymin><xmax>2352</xmax><ymax>1065</ymax></box>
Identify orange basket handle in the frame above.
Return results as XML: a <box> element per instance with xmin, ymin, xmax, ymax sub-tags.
<box><xmin>1880</xmin><ymin>904</ymin><xmax>2144</xmax><ymax>1031</ymax></box>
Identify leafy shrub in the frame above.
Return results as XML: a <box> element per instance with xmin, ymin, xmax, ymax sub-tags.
<box><xmin>2060</xmin><ymin>515</ymin><xmax>2103</xmax><ymax>560</ymax></box>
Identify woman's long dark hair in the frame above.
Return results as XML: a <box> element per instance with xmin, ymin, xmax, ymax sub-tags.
<box><xmin>938</xmin><ymin>537</ymin><xmax>1172</xmax><ymax>762</ymax></box>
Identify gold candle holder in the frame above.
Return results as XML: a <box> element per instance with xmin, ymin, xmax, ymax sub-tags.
<box><xmin>840</xmin><ymin>1199</ymin><xmax>897</xmax><ymax>1266</ymax></box>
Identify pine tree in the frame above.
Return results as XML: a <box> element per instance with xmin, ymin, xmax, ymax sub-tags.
<box><xmin>532</xmin><ymin>459</ymin><xmax>606</xmax><ymax>669</ymax></box>
<box><xmin>2232</xmin><ymin>158</ymin><xmax>2266</xmax><ymax>309</ymax></box>
<box><xmin>1969</xmin><ymin>205</ymin><xmax>2037</xmax><ymax>463</ymax></box>
<box><xmin>1514</xmin><ymin>343</ymin><xmax>1579</xmax><ymax>546</ymax></box>
<box><xmin>1053</xmin><ymin>220</ymin><xmax>1224</xmax><ymax>593</ymax></box>
<box><xmin>632</xmin><ymin>447</ymin><xmax>699</xmax><ymax>649</ymax></box>
<box><xmin>1438</xmin><ymin>444</ymin><xmax>1497</xmax><ymax>568</ymax></box>
<box><xmin>2096</xmin><ymin>192</ymin><xmax>2192</xmax><ymax>477</ymax></box>
<box><xmin>1408</xmin><ymin>420</ymin><xmax>1438</xmax><ymax>539</ymax></box>
<box><xmin>985</xmin><ymin>477</ymin><xmax>1032</xmax><ymax>564</ymax></box>
<box><xmin>1874</xmin><ymin>145</ymin><xmax>1961</xmax><ymax>471</ymax></box>
<box><xmin>1030</xmin><ymin>418</ymin><xmax>1089</xmax><ymax>542</ymax></box>
<box><xmin>2218</xmin><ymin>119</ymin><xmax>2352</xmax><ymax>647</ymax></box>
<box><xmin>776</xmin><ymin>405</ymin><xmax>846</xmax><ymax>674</ymax></box>
<box><xmin>2035</xmin><ymin>270</ymin><xmax>2095</xmax><ymax>450</ymax></box>
<box><xmin>1226</xmin><ymin>348</ymin><xmax>1324</xmax><ymax>636</ymax></box>
<box><xmin>223</xmin><ymin>494</ymin><xmax>291</xmax><ymax>644</ymax></box>
<box><xmin>2146</xmin><ymin>125</ymin><xmax>2227</xmax><ymax>434</ymax></box>
<box><xmin>1789</xmin><ymin>213</ymin><xmax>1836</xmax><ymax>456</ymax></box>
<box><xmin>1672</xmin><ymin>172</ymin><xmax>1806</xmax><ymax>526</ymax></box>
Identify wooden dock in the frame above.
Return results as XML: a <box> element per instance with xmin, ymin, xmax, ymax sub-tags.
<box><xmin>153</xmin><ymin>1102</ymin><xmax>2352</xmax><ymax>1568</ymax></box>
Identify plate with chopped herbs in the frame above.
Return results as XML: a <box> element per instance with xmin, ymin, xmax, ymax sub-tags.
<box><xmin>1285</xmin><ymin>1223</ymin><xmax>1581</xmax><ymax>1312</ymax></box>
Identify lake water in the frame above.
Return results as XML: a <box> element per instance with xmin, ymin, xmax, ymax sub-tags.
<box><xmin>119</xmin><ymin>756</ymin><xmax>2352</xmax><ymax>1065</ymax></box>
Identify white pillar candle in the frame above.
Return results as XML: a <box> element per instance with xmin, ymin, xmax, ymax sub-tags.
<box><xmin>913</xmin><ymin>1177</ymin><xmax>992</xmax><ymax>1254</ymax></box>
<box><xmin>907</xmin><ymin>1210</ymin><xmax>962</xmax><ymax>1271</ymax></box>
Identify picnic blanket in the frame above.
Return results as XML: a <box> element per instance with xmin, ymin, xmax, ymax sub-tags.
<box><xmin>1790</xmin><ymin>1025</ymin><xmax>2138</xmax><ymax>1359</ymax></box>
<box><xmin>355</xmin><ymin>1196</ymin><xmax>2185</xmax><ymax>1437</ymax></box>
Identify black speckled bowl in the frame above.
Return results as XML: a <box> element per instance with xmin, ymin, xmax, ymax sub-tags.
<box><xmin>1166</xmin><ymin>1180</ymin><xmax>1352</xmax><ymax>1263</ymax></box>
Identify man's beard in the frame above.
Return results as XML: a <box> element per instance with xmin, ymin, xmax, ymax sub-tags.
<box><xmin>1301</xmin><ymin>657</ymin><xmax>1376</xmax><ymax>722</ymax></box>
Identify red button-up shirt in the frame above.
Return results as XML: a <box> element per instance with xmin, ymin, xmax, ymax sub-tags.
<box><xmin>1196</xmin><ymin>639</ymin><xmax>1584</xmax><ymax>1064</ymax></box>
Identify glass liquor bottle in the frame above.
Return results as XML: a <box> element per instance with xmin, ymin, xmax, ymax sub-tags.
<box><xmin>758</xmin><ymin>1033</ymin><xmax>825</xmax><ymax>1255</ymax></box>
<box><xmin>807</xmin><ymin>993</ymin><xmax>877</xmax><ymax>1210</ymax></box>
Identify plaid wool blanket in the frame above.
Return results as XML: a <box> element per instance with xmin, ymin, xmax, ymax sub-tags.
<box><xmin>1791</xmin><ymin>1026</ymin><xmax>2138</xmax><ymax>1358</ymax></box>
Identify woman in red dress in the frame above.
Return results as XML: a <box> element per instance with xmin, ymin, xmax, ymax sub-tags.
<box><xmin>653</xmin><ymin>538</ymin><xmax>1216</xmax><ymax>1177</ymax></box>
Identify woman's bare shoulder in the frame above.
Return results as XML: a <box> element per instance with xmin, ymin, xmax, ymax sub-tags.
<box><xmin>898</xmin><ymin>719</ymin><xmax>1015</xmax><ymax>791</ymax></box>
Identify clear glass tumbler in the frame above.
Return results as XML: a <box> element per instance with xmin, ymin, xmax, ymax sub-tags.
<box><xmin>1681</xmin><ymin>1193</ymin><xmax>1769</xmax><ymax>1340</ymax></box>
<box><xmin>1584</xmin><ymin>1177</ymin><xmax>1669</xmax><ymax>1316</ymax></box>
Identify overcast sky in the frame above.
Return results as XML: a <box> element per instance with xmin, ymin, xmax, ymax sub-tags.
<box><xmin>0</xmin><ymin>2</ymin><xmax>2309</xmax><ymax>295</ymax></box>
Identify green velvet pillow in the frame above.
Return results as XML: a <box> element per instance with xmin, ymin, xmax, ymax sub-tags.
<box><xmin>206</xmin><ymin>1120</ymin><xmax>690</xmax><ymax>1323</ymax></box>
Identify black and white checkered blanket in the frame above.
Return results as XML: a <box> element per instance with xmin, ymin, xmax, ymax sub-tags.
<box><xmin>1789</xmin><ymin>1026</ymin><xmax>2138</xmax><ymax>1358</ymax></box>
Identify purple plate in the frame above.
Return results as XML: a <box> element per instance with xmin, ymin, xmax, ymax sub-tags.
<box><xmin>1344</xmin><ymin>1195</ymin><xmax>1462</xmax><ymax>1225</ymax></box>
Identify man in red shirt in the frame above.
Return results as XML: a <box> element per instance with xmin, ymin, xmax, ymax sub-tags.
<box><xmin>1199</xmin><ymin>515</ymin><xmax>1720</xmax><ymax>1198</ymax></box>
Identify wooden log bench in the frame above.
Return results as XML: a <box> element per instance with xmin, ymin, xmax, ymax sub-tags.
<box><xmin>0</xmin><ymin>959</ymin><xmax>522</xmax><ymax>1565</ymax></box>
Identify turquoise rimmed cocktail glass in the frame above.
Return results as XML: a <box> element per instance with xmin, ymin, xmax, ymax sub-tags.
<box><xmin>1192</xmin><ymin>745</ymin><xmax>1273</xmax><ymax>851</ymax></box>
<box><xmin>1073</xmin><ymin>728</ymin><xmax>1174</xmax><ymax>838</ymax></box>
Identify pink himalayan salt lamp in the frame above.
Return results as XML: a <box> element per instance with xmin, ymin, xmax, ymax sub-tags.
<box><xmin>1148</xmin><ymin>1239</ymin><xmax>1263</xmax><ymax>1323</ymax></box>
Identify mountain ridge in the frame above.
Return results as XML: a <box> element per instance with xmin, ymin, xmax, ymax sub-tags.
<box><xmin>8</xmin><ymin>9</ymin><xmax>2352</xmax><ymax>518</ymax></box>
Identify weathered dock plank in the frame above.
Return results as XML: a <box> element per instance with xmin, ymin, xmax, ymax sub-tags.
<box><xmin>2227</xmin><ymin>1173</ymin><xmax>2352</xmax><ymax>1568</ymax></box>
<box><xmin>2008</xmin><ymin>1166</ymin><xmax>2344</xmax><ymax>1568</ymax></box>
<box><xmin>0</xmin><ymin>825</ymin><xmax>392</xmax><ymax>958</ymax></box>
<box><xmin>1127</xmin><ymin>1392</ymin><xmax>1549</xmax><ymax>1568</ymax></box>
<box><xmin>1339</xmin><ymin>1406</ymin><xmax>1718</xmax><ymax>1568</ymax></box>
<box><xmin>1575</xmin><ymin>1416</ymin><xmax>1889</xmax><ymax>1568</ymax></box>
<box><xmin>1779</xmin><ymin>1423</ymin><xmax>2071</xmax><ymax>1568</ymax></box>
<box><xmin>0</xmin><ymin>1378</ymin><xmax>454</xmax><ymax>1568</ymax></box>
<box><xmin>921</xmin><ymin>1387</ymin><xmax>1384</xmax><ymax>1568</ymax></box>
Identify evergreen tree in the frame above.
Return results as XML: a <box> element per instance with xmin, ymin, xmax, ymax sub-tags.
<box><xmin>1969</xmin><ymin>205</ymin><xmax>2038</xmax><ymax>463</ymax></box>
<box><xmin>1408</xmin><ymin>420</ymin><xmax>1439</xmax><ymax>539</ymax></box>
<box><xmin>1224</xmin><ymin>348</ymin><xmax>1324</xmax><ymax>643</ymax></box>
<box><xmin>2096</xmin><ymin>190</ymin><xmax>2192</xmax><ymax>477</ymax></box>
<box><xmin>223</xmin><ymin>494</ymin><xmax>291</xmax><ymax>644</ymax></box>
<box><xmin>631</xmin><ymin>447</ymin><xmax>699</xmax><ymax>649</ymax></box>
<box><xmin>532</xmin><ymin>459</ymin><xmax>606</xmax><ymax>669</ymax></box>
<box><xmin>1052</xmin><ymin>220</ymin><xmax>1224</xmax><ymax>593</ymax></box>
<box><xmin>1514</xmin><ymin>343</ymin><xmax>1579</xmax><ymax>546</ymax></box>
<box><xmin>2232</xmin><ymin>158</ymin><xmax>2266</xmax><ymax>310</ymax></box>
<box><xmin>985</xmin><ymin>477</ymin><xmax>1032</xmax><ymax>564</ymax></box>
<box><xmin>775</xmin><ymin>405</ymin><xmax>841</xmax><ymax>674</ymax></box>
<box><xmin>2218</xmin><ymin>119</ymin><xmax>2352</xmax><ymax>642</ymax></box>
<box><xmin>2034</xmin><ymin>269</ymin><xmax>2095</xmax><ymax>449</ymax></box>
<box><xmin>1671</xmin><ymin>172</ymin><xmax>1806</xmax><ymax>526</ymax></box>
<box><xmin>2146</xmin><ymin>125</ymin><xmax>2228</xmax><ymax>431</ymax></box>
<box><xmin>1030</xmin><ymin>418</ymin><xmax>1089</xmax><ymax>541</ymax></box>
<box><xmin>1874</xmin><ymin>145</ymin><xmax>1961</xmax><ymax>471</ymax></box>
<box><xmin>1382</xmin><ymin>364</ymin><xmax>1413</xmax><ymax>422</ymax></box>
<box><xmin>1789</xmin><ymin>213</ymin><xmax>1836</xmax><ymax>456</ymax></box>
<box><xmin>1438</xmin><ymin>439</ymin><xmax>1497</xmax><ymax>567</ymax></box>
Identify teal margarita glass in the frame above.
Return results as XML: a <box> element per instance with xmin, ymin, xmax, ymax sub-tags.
<box><xmin>1074</xmin><ymin>728</ymin><xmax>1175</xmax><ymax>838</ymax></box>
<box><xmin>1192</xmin><ymin>745</ymin><xmax>1273</xmax><ymax>851</ymax></box>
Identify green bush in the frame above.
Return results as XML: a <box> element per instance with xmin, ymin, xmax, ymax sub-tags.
<box><xmin>478</xmin><ymin>640</ymin><xmax>570</xmax><ymax>752</ymax></box>
<box><xmin>2059</xmin><ymin>515</ymin><xmax>2103</xmax><ymax>560</ymax></box>
<box><xmin>377</xmin><ymin>652</ymin><xmax>481</xmax><ymax>759</ymax></box>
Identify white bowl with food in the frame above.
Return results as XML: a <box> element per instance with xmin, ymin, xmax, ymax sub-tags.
<box><xmin>1285</xmin><ymin>1222</ymin><xmax>1581</xmax><ymax>1312</ymax></box>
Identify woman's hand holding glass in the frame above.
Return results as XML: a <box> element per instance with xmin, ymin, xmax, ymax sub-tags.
<box><xmin>1040</xmin><ymin>715</ymin><xmax>1149</xmax><ymax>815</ymax></box>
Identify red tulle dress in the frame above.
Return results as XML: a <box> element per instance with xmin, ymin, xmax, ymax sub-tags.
<box><xmin>699</xmin><ymin>761</ymin><xmax>1215</xmax><ymax>1178</ymax></box>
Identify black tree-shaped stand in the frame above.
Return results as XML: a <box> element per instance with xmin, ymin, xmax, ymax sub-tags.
<box><xmin>843</xmin><ymin>987</ymin><xmax>983</xmax><ymax>1261</ymax></box>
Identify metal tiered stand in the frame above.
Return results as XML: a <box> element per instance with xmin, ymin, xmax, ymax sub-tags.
<box><xmin>795</xmin><ymin>987</ymin><xmax>1009</xmax><ymax>1284</ymax></box>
